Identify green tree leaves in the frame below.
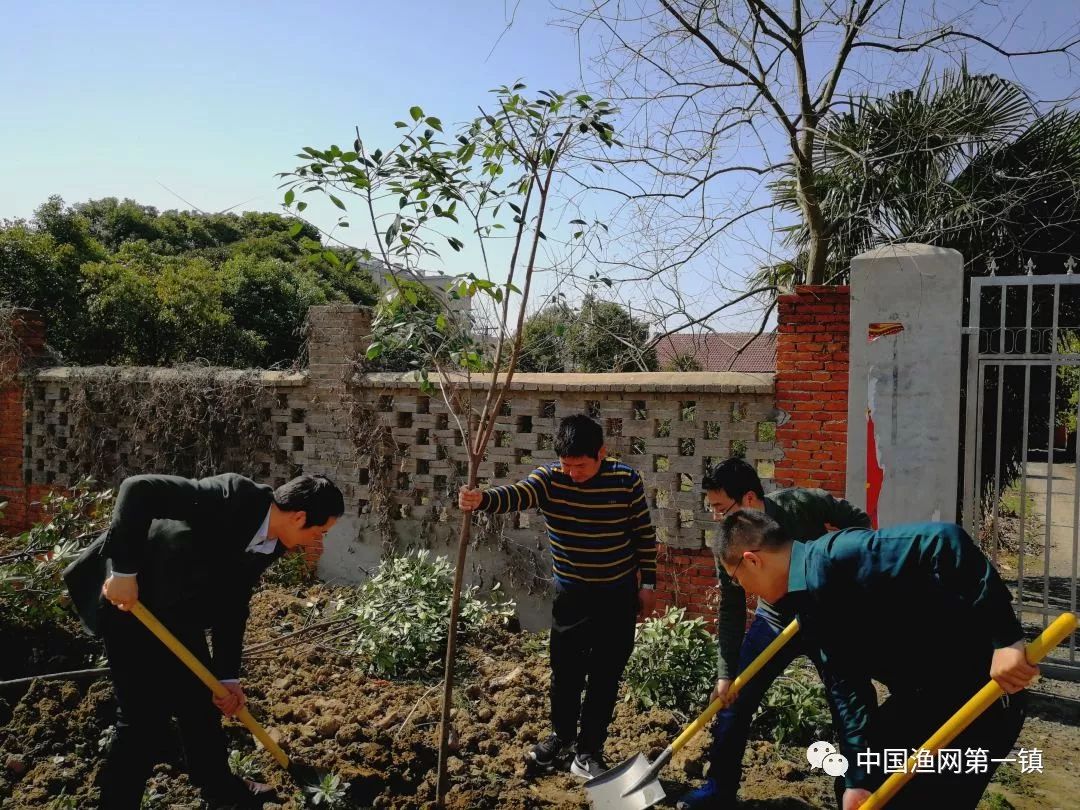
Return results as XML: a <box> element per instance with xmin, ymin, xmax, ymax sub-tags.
<box><xmin>0</xmin><ymin>197</ymin><xmax>377</xmax><ymax>366</ymax></box>
<box><xmin>517</xmin><ymin>298</ymin><xmax>657</xmax><ymax>373</ymax></box>
<box><xmin>766</xmin><ymin>67</ymin><xmax>1080</xmax><ymax>288</ymax></box>
<box><xmin>279</xmin><ymin>85</ymin><xmax>619</xmax><ymax>381</ymax></box>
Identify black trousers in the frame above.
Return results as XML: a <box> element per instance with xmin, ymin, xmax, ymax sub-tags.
<box><xmin>549</xmin><ymin>580</ymin><xmax>638</xmax><ymax>754</ymax></box>
<box><xmin>98</xmin><ymin>603</ymin><xmax>246</xmax><ymax>809</ymax></box>
<box><xmin>840</xmin><ymin>684</ymin><xmax>1027</xmax><ymax>809</ymax></box>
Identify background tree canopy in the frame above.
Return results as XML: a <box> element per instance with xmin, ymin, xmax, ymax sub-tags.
<box><xmin>517</xmin><ymin>295</ymin><xmax>657</xmax><ymax>373</ymax></box>
<box><xmin>0</xmin><ymin>196</ymin><xmax>379</xmax><ymax>367</ymax></box>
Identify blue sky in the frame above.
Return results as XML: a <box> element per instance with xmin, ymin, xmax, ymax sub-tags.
<box><xmin>1</xmin><ymin>1</ymin><xmax>582</xmax><ymax>221</ymax></box>
<box><xmin>3</xmin><ymin>1</ymin><xmax>1079</xmax><ymax>332</ymax></box>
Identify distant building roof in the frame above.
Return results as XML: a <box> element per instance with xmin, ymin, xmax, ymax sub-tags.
<box><xmin>654</xmin><ymin>332</ymin><xmax>777</xmax><ymax>373</ymax></box>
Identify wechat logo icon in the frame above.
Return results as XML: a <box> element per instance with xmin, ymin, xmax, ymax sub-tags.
<box><xmin>807</xmin><ymin>741</ymin><xmax>849</xmax><ymax>777</ymax></box>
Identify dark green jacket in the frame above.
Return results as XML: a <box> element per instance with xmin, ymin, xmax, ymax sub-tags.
<box><xmin>786</xmin><ymin>522</ymin><xmax>1023</xmax><ymax>790</ymax></box>
<box><xmin>715</xmin><ymin>488</ymin><xmax>871</xmax><ymax>678</ymax></box>
<box><xmin>63</xmin><ymin>473</ymin><xmax>283</xmax><ymax>680</ymax></box>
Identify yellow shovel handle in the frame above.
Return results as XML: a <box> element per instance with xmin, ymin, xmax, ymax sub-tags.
<box><xmin>859</xmin><ymin>611</ymin><xmax>1079</xmax><ymax>810</ymax></box>
<box><xmin>129</xmin><ymin>600</ymin><xmax>291</xmax><ymax>769</ymax></box>
<box><xmin>671</xmin><ymin>619</ymin><xmax>800</xmax><ymax>753</ymax></box>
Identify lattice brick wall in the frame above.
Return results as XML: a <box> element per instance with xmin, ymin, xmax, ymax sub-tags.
<box><xmin>353</xmin><ymin>372</ymin><xmax>777</xmax><ymax>552</ymax></box>
<box><xmin>22</xmin><ymin>369</ymin><xmax>312</xmax><ymax>490</ymax></box>
<box><xmin>1</xmin><ymin>304</ymin><xmax>823</xmax><ymax>622</ymax></box>
<box><xmin>19</xmin><ymin>367</ymin><xmax>776</xmax><ymax>559</ymax></box>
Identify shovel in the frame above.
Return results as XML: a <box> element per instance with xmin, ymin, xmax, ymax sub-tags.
<box><xmin>129</xmin><ymin>600</ymin><xmax>324</xmax><ymax>788</ymax></box>
<box><xmin>585</xmin><ymin>618</ymin><xmax>800</xmax><ymax>810</ymax></box>
<box><xmin>858</xmin><ymin>611</ymin><xmax>1079</xmax><ymax>810</ymax></box>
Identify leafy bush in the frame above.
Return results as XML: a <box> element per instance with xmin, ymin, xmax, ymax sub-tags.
<box><xmin>339</xmin><ymin>550</ymin><xmax>515</xmax><ymax>678</ymax></box>
<box><xmin>981</xmin><ymin>791</ymin><xmax>1016</xmax><ymax>810</ymax></box>
<box><xmin>751</xmin><ymin>657</ymin><xmax>832</xmax><ymax>746</ymax></box>
<box><xmin>1</xmin><ymin>196</ymin><xmax>379</xmax><ymax>367</ymax></box>
<box><xmin>0</xmin><ymin>481</ymin><xmax>113</xmax><ymax>629</ymax></box>
<box><xmin>365</xmin><ymin>278</ymin><xmax>480</xmax><ymax>376</ymax></box>
<box><xmin>517</xmin><ymin>304</ymin><xmax>573</xmax><ymax>372</ymax></box>
<box><xmin>46</xmin><ymin>792</ymin><xmax>79</xmax><ymax>810</ymax></box>
<box><xmin>517</xmin><ymin>296</ymin><xmax>658</xmax><ymax>373</ymax></box>
<box><xmin>623</xmin><ymin>607</ymin><xmax>716</xmax><ymax>713</ymax></box>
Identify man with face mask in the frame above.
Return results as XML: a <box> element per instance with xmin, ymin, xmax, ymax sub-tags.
<box><xmin>680</xmin><ymin>458</ymin><xmax>870</xmax><ymax>809</ymax></box>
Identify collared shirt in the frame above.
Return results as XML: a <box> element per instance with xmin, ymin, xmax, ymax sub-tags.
<box><xmin>784</xmin><ymin>522</ymin><xmax>1023</xmax><ymax>789</ymax></box>
<box><xmin>246</xmin><ymin>509</ymin><xmax>278</xmax><ymax>555</ymax></box>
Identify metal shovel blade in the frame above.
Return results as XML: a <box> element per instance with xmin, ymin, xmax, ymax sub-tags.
<box><xmin>583</xmin><ymin>753</ymin><xmax>666</xmax><ymax>810</ymax></box>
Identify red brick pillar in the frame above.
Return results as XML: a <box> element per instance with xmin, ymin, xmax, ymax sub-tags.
<box><xmin>774</xmin><ymin>286</ymin><xmax>850</xmax><ymax>496</ymax></box>
<box><xmin>0</xmin><ymin>310</ymin><xmax>46</xmax><ymax>533</ymax></box>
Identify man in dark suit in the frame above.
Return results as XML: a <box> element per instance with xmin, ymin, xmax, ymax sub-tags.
<box><xmin>64</xmin><ymin>472</ymin><xmax>344</xmax><ymax>809</ymax></box>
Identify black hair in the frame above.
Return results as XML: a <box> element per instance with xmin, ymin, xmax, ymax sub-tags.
<box><xmin>554</xmin><ymin>413</ymin><xmax>604</xmax><ymax>459</ymax></box>
<box><xmin>717</xmin><ymin>509</ymin><xmax>790</xmax><ymax>564</ymax></box>
<box><xmin>702</xmin><ymin>457</ymin><xmax>765</xmax><ymax>501</ymax></box>
<box><xmin>274</xmin><ymin>474</ymin><xmax>345</xmax><ymax>528</ymax></box>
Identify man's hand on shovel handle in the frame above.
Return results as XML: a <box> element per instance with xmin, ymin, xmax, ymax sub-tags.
<box><xmin>843</xmin><ymin>788</ymin><xmax>871</xmax><ymax>810</ymax></box>
<box><xmin>102</xmin><ymin>575</ymin><xmax>138</xmax><ymax>611</ymax></box>
<box><xmin>214</xmin><ymin>682</ymin><xmax>247</xmax><ymax>716</ymax></box>
<box><xmin>710</xmin><ymin>677</ymin><xmax>734</xmax><ymax>706</ymax></box>
<box><xmin>991</xmin><ymin>641</ymin><xmax>1039</xmax><ymax>694</ymax></box>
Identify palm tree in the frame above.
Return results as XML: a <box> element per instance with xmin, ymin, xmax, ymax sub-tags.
<box><xmin>754</xmin><ymin>66</ymin><xmax>1080</xmax><ymax>291</ymax></box>
<box><xmin>755</xmin><ymin>67</ymin><xmax>1080</xmax><ymax>509</ymax></box>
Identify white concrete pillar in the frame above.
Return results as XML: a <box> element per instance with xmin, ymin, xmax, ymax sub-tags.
<box><xmin>846</xmin><ymin>244</ymin><xmax>964</xmax><ymax>527</ymax></box>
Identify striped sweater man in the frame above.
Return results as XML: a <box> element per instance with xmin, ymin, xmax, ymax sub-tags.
<box><xmin>459</xmin><ymin>413</ymin><xmax>658</xmax><ymax>780</ymax></box>
<box><xmin>476</xmin><ymin>459</ymin><xmax>657</xmax><ymax>588</ymax></box>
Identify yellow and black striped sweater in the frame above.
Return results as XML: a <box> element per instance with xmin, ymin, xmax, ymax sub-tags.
<box><xmin>478</xmin><ymin>460</ymin><xmax>657</xmax><ymax>588</ymax></box>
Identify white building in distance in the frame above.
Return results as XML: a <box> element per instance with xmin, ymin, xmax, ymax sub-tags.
<box><xmin>364</xmin><ymin>261</ymin><xmax>472</xmax><ymax>318</ymax></box>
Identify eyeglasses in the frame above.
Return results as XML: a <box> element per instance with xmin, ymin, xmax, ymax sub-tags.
<box><xmin>729</xmin><ymin>549</ymin><xmax>762</xmax><ymax>580</ymax></box>
<box><xmin>711</xmin><ymin>499</ymin><xmax>738</xmax><ymax>518</ymax></box>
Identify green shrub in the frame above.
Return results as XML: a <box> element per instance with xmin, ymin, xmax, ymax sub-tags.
<box><xmin>623</xmin><ymin>607</ymin><xmax>716</xmax><ymax>713</ymax></box>
<box><xmin>751</xmin><ymin>657</ymin><xmax>832</xmax><ymax>746</ymax></box>
<box><xmin>339</xmin><ymin>550</ymin><xmax>515</xmax><ymax>678</ymax></box>
<box><xmin>0</xmin><ymin>480</ymin><xmax>113</xmax><ymax>629</ymax></box>
<box><xmin>46</xmin><ymin>792</ymin><xmax>79</xmax><ymax>810</ymax></box>
<box><xmin>980</xmin><ymin>791</ymin><xmax>1016</xmax><ymax>810</ymax></box>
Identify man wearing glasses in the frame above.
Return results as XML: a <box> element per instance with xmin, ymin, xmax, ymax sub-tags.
<box><xmin>679</xmin><ymin>458</ymin><xmax>871</xmax><ymax>809</ymax></box>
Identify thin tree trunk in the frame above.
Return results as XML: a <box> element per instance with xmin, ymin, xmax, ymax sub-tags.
<box><xmin>435</xmin><ymin>465</ymin><xmax>476</xmax><ymax>806</ymax></box>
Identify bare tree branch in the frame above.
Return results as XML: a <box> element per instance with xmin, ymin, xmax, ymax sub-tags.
<box><xmin>725</xmin><ymin>298</ymin><xmax>777</xmax><ymax>370</ymax></box>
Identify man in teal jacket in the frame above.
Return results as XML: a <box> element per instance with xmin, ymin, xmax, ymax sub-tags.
<box><xmin>679</xmin><ymin>458</ymin><xmax>870</xmax><ymax>809</ymax></box>
<box><xmin>717</xmin><ymin>510</ymin><xmax>1036</xmax><ymax>809</ymax></box>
